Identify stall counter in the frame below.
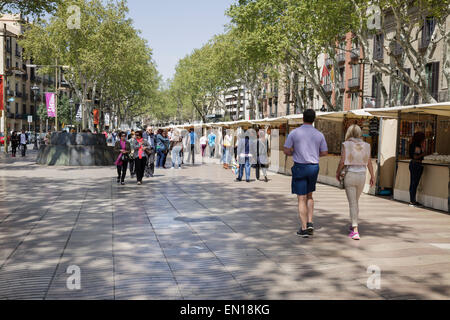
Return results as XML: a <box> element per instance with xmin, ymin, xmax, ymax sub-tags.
<box><xmin>394</xmin><ymin>160</ymin><xmax>449</xmax><ymax>212</ymax></box>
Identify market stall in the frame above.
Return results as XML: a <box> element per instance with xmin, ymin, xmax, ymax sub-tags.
<box><xmin>311</xmin><ymin>110</ymin><xmax>395</xmax><ymax>195</ymax></box>
<box><xmin>369</xmin><ymin>103</ymin><xmax>450</xmax><ymax>212</ymax></box>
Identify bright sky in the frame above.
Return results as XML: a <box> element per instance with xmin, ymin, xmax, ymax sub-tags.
<box><xmin>127</xmin><ymin>0</ymin><xmax>235</xmax><ymax>82</ymax></box>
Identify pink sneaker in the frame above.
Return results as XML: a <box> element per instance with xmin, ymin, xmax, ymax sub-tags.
<box><xmin>349</xmin><ymin>231</ymin><xmax>360</xmax><ymax>240</ymax></box>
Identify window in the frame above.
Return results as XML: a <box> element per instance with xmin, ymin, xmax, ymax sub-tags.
<box><xmin>426</xmin><ymin>62</ymin><xmax>439</xmax><ymax>100</ymax></box>
<box><xmin>352</xmin><ymin>64</ymin><xmax>360</xmax><ymax>79</ymax></box>
<box><xmin>373</xmin><ymin>34</ymin><xmax>384</xmax><ymax>60</ymax></box>
<box><xmin>372</xmin><ymin>74</ymin><xmax>382</xmax><ymax>107</ymax></box>
<box><xmin>351</xmin><ymin>93</ymin><xmax>359</xmax><ymax>110</ymax></box>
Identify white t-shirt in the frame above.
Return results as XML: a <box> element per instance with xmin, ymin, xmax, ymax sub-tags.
<box><xmin>200</xmin><ymin>136</ymin><xmax>207</xmax><ymax>145</ymax></box>
<box><xmin>20</xmin><ymin>134</ymin><xmax>27</xmax><ymax>145</ymax></box>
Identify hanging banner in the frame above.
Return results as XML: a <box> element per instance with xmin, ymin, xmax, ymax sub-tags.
<box><xmin>45</xmin><ymin>92</ymin><xmax>56</xmax><ymax>118</ymax></box>
<box><xmin>93</xmin><ymin>109</ymin><xmax>99</xmax><ymax>125</ymax></box>
<box><xmin>104</xmin><ymin>113</ymin><xmax>110</xmax><ymax>126</ymax></box>
<box><xmin>0</xmin><ymin>75</ymin><xmax>3</xmax><ymax>112</ymax></box>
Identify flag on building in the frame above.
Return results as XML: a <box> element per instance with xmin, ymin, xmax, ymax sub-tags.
<box><xmin>321</xmin><ymin>65</ymin><xmax>330</xmax><ymax>84</ymax></box>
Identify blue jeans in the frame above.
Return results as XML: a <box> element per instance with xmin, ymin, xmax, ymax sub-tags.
<box><xmin>238</xmin><ymin>157</ymin><xmax>251</xmax><ymax>181</ymax></box>
<box><xmin>156</xmin><ymin>149</ymin><xmax>166</xmax><ymax>168</ymax></box>
<box><xmin>172</xmin><ymin>146</ymin><xmax>182</xmax><ymax>168</ymax></box>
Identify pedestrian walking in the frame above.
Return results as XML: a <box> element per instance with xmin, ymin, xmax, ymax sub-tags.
<box><xmin>10</xmin><ymin>131</ymin><xmax>19</xmax><ymax>158</ymax></box>
<box><xmin>284</xmin><ymin>109</ymin><xmax>328</xmax><ymax>238</ymax></box>
<box><xmin>256</xmin><ymin>129</ymin><xmax>269</xmax><ymax>182</ymax></box>
<box><xmin>155</xmin><ymin>129</ymin><xmax>169</xmax><ymax>169</ymax></box>
<box><xmin>128</xmin><ymin>131</ymin><xmax>136</xmax><ymax>178</ymax></box>
<box><xmin>133</xmin><ymin>131</ymin><xmax>151</xmax><ymax>185</ymax></box>
<box><xmin>162</xmin><ymin>130</ymin><xmax>170</xmax><ymax>168</ymax></box>
<box><xmin>200</xmin><ymin>134</ymin><xmax>207</xmax><ymax>158</ymax></box>
<box><xmin>408</xmin><ymin>131</ymin><xmax>427</xmax><ymax>207</ymax></box>
<box><xmin>115</xmin><ymin>132</ymin><xmax>131</xmax><ymax>185</ymax></box>
<box><xmin>145</xmin><ymin>128</ymin><xmax>156</xmax><ymax>177</ymax></box>
<box><xmin>236</xmin><ymin>130</ymin><xmax>257</xmax><ymax>182</ymax></box>
<box><xmin>171</xmin><ymin>131</ymin><xmax>183</xmax><ymax>169</ymax></box>
<box><xmin>336</xmin><ymin>125</ymin><xmax>375</xmax><ymax>240</ymax></box>
<box><xmin>222</xmin><ymin>129</ymin><xmax>232</xmax><ymax>169</ymax></box>
<box><xmin>187</xmin><ymin>128</ymin><xmax>197</xmax><ymax>165</ymax></box>
<box><xmin>18</xmin><ymin>129</ymin><xmax>28</xmax><ymax>157</ymax></box>
<box><xmin>207</xmin><ymin>130</ymin><xmax>216</xmax><ymax>158</ymax></box>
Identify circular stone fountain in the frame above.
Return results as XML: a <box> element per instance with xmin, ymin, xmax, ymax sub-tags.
<box><xmin>37</xmin><ymin>132</ymin><xmax>116</xmax><ymax>166</ymax></box>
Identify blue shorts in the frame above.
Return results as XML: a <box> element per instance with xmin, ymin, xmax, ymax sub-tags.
<box><xmin>291</xmin><ymin>163</ymin><xmax>320</xmax><ymax>196</ymax></box>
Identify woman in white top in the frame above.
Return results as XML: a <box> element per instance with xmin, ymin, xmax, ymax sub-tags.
<box><xmin>336</xmin><ymin>125</ymin><xmax>375</xmax><ymax>240</ymax></box>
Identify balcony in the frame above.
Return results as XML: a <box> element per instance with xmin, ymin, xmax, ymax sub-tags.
<box><xmin>15</xmin><ymin>51</ymin><xmax>21</xmax><ymax>58</ymax></box>
<box><xmin>15</xmin><ymin>91</ymin><xmax>23</xmax><ymax>98</ymax></box>
<box><xmin>323</xmin><ymin>84</ymin><xmax>332</xmax><ymax>93</ymax></box>
<box><xmin>338</xmin><ymin>80</ymin><xmax>346</xmax><ymax>91</ymax></box>
<box><xmin>325</xmin><ymin>58</ymin><xmax>333</xmax><ymax>66</ymax></box>
<box><xmin>336</xmin><ymin>53</ymin><xmax>346</xmax><ymax>64</ymax></box>
<box><xmin>351</xmin><ymin>48</ymin><xmax>360</xmax><ymax>60</ymax></box>
<box><xmin>7</xmin><ymin>90</ymin><xmax>15</xmax><ymax>97</ymax></box>
<box><xmin>348</xmin><ymin>77</ymin><xmax>360</xmax><ymax>89</ymax></box>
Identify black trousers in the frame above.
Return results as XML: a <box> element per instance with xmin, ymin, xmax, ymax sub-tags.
<box><xmin>210</xmin><ymin>145</ymin><xmax>215</xmax><ymax>158</ymax></box>
<box><xmin>146</xmin><ymin>151</ymin><xmax>155</xmax><ymax>176</ymax></box>
<box><xmin>135</xmin><ymin>157</ymin><xmax>147</xmax><ymax>182</ymax></box>
<box><xmin>117</xmin><ymin>161</ymin><xmax>128</xmax><ymax>182</ymax></box>
<box><xmin>129</xmin><ymin>158</ymin><xmax>135</xmax><ymax>176</ymax></box>
<box><xmin>11</xmin><ymin>145</ymin><xmax>17</xmax><ymax>156</ymax></box>
<box><xmin>188</xmin><ymin>144</ymin><xmax>195</xmax><ymax>164</ymax></box>
<box><xmin>409</xmin><ymin>161</ymin><xmax>424</xmax><ymax>203</ymax></box>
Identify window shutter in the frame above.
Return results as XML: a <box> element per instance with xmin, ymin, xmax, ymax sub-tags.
<box><xmin>432</xmin><ymin>62</ymin><xmax>439</xmax><ymax>100</ymax></box>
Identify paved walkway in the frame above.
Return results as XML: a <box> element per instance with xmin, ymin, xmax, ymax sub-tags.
<box><xmin>0</xmin><ymin>152</ymin><xmax>449</xmax><ymax>300</ymax></box>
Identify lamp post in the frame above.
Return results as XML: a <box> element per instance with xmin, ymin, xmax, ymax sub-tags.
<box><xmin>31</xmin><ymin>85</ymin><xmax>40</xmax><ymax>150</ymax></box>
<box><xmin>69</xmin><ymin>98</ymin><xmax>74</xmax><ymax>129</ymax></box>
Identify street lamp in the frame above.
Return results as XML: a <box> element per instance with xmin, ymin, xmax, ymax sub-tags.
<box><xmin>31</xmin><ymin>85</ymin><xmax>40</xmax><ymax>150</ymax></box>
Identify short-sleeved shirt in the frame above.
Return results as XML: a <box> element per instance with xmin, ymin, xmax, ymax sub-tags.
<box><xmin>189</xmin><ymin>132</ymin><xmax>196</xmax><ymax>145</ymax></box>
<box><xmin>284</xmin><ymin>124</ymin><xmax>328</xmax><ymax>164</ymax></box>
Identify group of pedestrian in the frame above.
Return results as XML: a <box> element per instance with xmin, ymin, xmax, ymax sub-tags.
<box><xmin>9</xmin><ymin>130</ymin><xmax>29</xmax><ymax>157</ymax></box>
<box><xmin>284</xmin><ymin>109</ymin><xmax>374</xmax><ymax>241</ymax></box>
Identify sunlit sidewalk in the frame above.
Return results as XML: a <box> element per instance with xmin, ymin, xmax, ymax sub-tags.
<box><xmin>0</xmin><ymin>154</ymin><xmax>449</xmax><ymax>299</ymax></box>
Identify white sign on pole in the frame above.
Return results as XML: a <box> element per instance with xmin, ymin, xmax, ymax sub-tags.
<box><xmin>28</xmin><ymin>115</ymin><xmax>33</xmax><ymax>123</ymax></box>
<box><xmin>75</xmin><ymin>105</ymin><xmax>82</xmax><ymax>121</ymax></box>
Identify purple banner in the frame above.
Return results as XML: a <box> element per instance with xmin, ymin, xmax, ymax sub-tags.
<box><xmin>45</xmin><ymin>92</ymin><xmax>56</xmax><ymax>118</ymax></box>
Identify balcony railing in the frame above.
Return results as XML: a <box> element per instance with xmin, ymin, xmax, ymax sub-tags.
<box><xmin>15</xmin><ymin>51</ymin><xmax>21</xmax><ymax>58</ymax></box>
<box><xmin>323</xmin><ymin>84</ymin><xmax>332</xmax><ymax>93</ymax></box>
<box><xmin>338</xmin><ymin>80</ymin><xmax>346</xmax><ymax>91</ymax></box>
<box><xmin>337</xmin><ymin>53</ymin><xmax>346</xmax><ymax>64</ymax></box>
<box><xmin>7</xmin><ymin>90</ymin><xmax>14</xmax><ymax>97</ymax></box>
<box><xmin>351</xmin><ymin>48</ymin><xmax>360</xmax><ymax>59</ymax></box>
<box><xmin>348</xmin><ymin>77</ymin><xmax>360</xmax><ymax>88</ymax></box>
<box><xmin>15</xmin><ymin>91</ymin><xmax>23</xmax><ymax>98</ymax></box>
